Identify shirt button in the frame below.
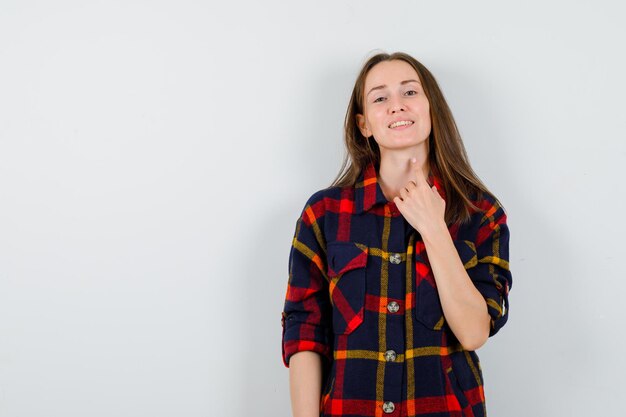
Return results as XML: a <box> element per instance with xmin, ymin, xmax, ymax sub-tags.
<box><xmin>387</xmin><ymin>301</ymin><xmax>400</xmax><ymax>313</ymax></box>
<box><xmin>389</xmin><ymin>253</ymin><xmax>401</xmax><ymax>264</ymax></box>
<box><xmin>384</xmin><ymin>350</ymin><xmax>397</xmax><ymax>362</ymax></box>
<box><xmin>383</xmin><ymin>401</ymin><xmax>395</xmax><ymax>413</ymax></box>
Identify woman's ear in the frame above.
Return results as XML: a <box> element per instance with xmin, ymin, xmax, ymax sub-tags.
<box><xmin>356</xmin><ymin>114</ymin><xmax>371</xmax><ymax>138</ymax></box>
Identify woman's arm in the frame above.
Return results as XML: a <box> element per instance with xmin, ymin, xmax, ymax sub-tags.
<box><xmin>421</xmin><ymin>223</ymin><xmax>491</xmax><ymax>350</ymax></box>
<box><xmin>282</xmin><ymin>194</ymin><xmax>333</xmax><ymax>415</ymax></box>
<box><xmin>289</xmin><ymin>351</ymin><xmax>323</xmax><ymax>417</ymax></box>
<box><xmin>393</xmin><ymin>158</ymin><xmax>494</xmax><ymax>350</ymax></box>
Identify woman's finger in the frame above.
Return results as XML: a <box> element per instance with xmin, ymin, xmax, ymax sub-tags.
<box><xmin>411</xmin><ymin>157</ymin><xmax>428</xmax><ymax>186</ymax></box>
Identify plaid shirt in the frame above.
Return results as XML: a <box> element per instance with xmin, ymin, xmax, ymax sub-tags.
<box><xmin>281</xmin><ymin>160</ymin><xmax>512</xmax><ymax>417</ymax></box>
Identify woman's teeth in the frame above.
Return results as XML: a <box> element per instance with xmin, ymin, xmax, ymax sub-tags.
<box><xmin>389</xmin><ymin>120</ymin><xmax>413</xmax><ymax>128</ymax></box>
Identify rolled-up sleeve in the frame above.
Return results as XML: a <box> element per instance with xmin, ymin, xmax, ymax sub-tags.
<box><xmin>456</xmin><ymin>201</ymin><xmax>512</xmax><ymax>337</ymax></box>
<box><xmin>281</xmin><ymin>197</ymin><xmax>333</xmax><ymax>368</ymax></box>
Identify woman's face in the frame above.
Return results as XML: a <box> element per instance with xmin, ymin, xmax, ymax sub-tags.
<box><xmin>356</xmin><ymin>60</ymin><xmax>431</xmax><ymax>153</ymax></box>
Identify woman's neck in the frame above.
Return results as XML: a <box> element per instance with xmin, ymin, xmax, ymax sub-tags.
<box><xmin>377</xmin><ymin>147</ymin><xmax>430</xmax><ymax>202</ymax></box>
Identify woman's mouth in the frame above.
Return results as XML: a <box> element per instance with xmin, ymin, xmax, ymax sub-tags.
<box><xmin>388</xmin><ymin>120</ymin><xmax>414</xmax><ymax>129</ymax></box>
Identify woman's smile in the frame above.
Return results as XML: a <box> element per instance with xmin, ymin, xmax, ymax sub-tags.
<box><xmin>389</xmin><ymin>120</ymin><xmax>414</xmax><ymax>129</ymax></box>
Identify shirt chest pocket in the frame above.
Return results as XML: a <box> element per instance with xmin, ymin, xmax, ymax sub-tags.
<box><xmin>326</xmin><ymin>241</ymin><xmax>369</xmax><ymax>335</ymax></box>
<box><xmin>413</xmin><ymin>240</ymin><xmax>477</xmax><ymax>331</ymax></box>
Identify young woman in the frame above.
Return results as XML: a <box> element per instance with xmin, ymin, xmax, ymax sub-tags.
<box><xmin>281</xmin><ymin>51</ymin><xmax>512</xmax><ymax>417</ymax></box>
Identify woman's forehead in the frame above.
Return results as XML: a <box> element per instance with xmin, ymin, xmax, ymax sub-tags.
<box><xmin>365</xmin><ymin>60</ymin><xmax>420</xmax><ymax>86</ymax></box>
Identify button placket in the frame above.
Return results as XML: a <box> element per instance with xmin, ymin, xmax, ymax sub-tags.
<box><xmin>389</xmin><ymin>252</ymin><xmax>401</xmax><ymax>264</ymax></box>
<box><xmin>384</xmin><ymin>350</ymin><xmax>397</xmax><ymax>362</ymax></box>
<box><xmin>387</xmin><ymin>301</ymin><xmax>399</xmax><ymax>313</ymax></box>
<box><xmin>382</xmin><ymin>401</ymin><xmax>395</xmax><ymax>413</ymax></box>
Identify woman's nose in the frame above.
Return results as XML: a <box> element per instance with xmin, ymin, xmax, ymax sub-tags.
<box><xmin>388</xmin><ymin>97</ymin><xmax>405</xmax><ymax>113</ymax></box>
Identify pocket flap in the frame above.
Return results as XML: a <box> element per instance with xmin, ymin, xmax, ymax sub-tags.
<box><xmin>453</xmin><ymin>240</ymin><xmax>477</xmax><ymax>269</ymax></box>
<box><xmin>327</xmin><ymin>241</ymin><xmax>368</xmax><ymax>278</ymax></box>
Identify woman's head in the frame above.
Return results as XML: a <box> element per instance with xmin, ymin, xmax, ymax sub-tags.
<box><xmin>346</xmin><ymin>52</ymin><xmax>436</xmax><ymax>166</ymax></box>
<box><xmin>355</xmin><ymin>59</ymin><xmax>432</xmax><ymax>161</ymax></box>
<box><xmin>332</xmin><ymin>51</ymin><xmax>495</xmax><ymax>224</ymax></box>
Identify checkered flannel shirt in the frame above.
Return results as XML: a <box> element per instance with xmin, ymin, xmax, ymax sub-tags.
<box><xmin>281</xmin><ymin>160</ymin><xmax>512</xmax><ymax>417</ymax></box>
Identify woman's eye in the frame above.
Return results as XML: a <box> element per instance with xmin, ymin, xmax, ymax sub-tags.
<box><xmin>405</xmin><ymin>90</ymin><xmax>417</xmax><ymax>96</ymax></box>
<box><xmin>373</xmin><ymin>96</ymin><xmax>385</xmax><ymax>103</ymax></box>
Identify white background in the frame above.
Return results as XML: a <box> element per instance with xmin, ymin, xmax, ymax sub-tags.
<box><xmin>1</xmin><ymin>1</ymin><xmax>624</xmax><ymax>416</ymax></box>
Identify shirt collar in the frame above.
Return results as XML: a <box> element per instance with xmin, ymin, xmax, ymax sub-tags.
<box><xmin>354</xmin><ymin>160</ymin><xmax>445</xmax><ymax>214</ymax></box>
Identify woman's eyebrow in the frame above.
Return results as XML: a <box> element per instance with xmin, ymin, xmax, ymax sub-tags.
<box><xmin>366</xmin><ymin>79</ymin><xmax>421</xmax><ymax>97</ymax></box>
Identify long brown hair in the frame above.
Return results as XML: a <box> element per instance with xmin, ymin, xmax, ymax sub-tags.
<box><xmin>331</xmin><ymin>51</ymin><xmax>500</xmax><ymax>225</ymax></box>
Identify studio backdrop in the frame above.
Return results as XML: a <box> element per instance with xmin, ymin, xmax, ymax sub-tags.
<box><xmin>0</xmin><ymin>1</ymin><xmax>624</xmax><ymax>416</ymax></box>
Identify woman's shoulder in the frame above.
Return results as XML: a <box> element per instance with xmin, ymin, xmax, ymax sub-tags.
<box><xmin>452</xmin><ymin>188</ymin><xmax>509</xmax><ymax>244</ymax></box>
<box><xmin>465</xmin><ymin>187</ymin><xmax>508</xmax><ymax>226</ymax></box>
<box><xmin>470</xmin><ymin>188</ymin><xmax>505</xmax><ymax>210</ymax></box>
<box><xmin>297</xmin><ymin>184</ymin><xmax>345</xmax><ymax>217</ymax></box>
<box><xmin>303</xmin><ymin>183</ymin><xmax>350</xmax><ymax>206</ymax></box>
